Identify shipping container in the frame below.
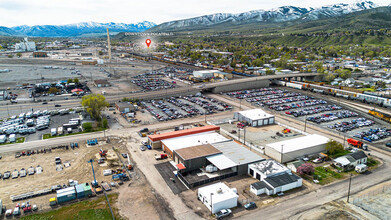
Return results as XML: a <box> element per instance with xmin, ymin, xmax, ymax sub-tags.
<box><xmin>57</xmin><ymin>187</ymin><xmax>76</xmax><ymax>204</ymax></box>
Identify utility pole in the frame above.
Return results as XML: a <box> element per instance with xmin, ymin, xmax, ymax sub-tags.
<box><xmin>304</xmin><ymin>115</ymin><xmax>307</xmax><ymax>132</ymax></box>
<box><xmin>347</xmin><ymin>173</ymin><xmax>352</xmax><ymax>203</ymax></box>
<box><xmin>243</xmin><ymin>127</ymin><xmax>246</xmax><ymax>146</ymax></box>
<box><xmin>210</xmin><ymin>193</ymin><xmax>214</xmax><ymax>215</ymax></box>
<box><xmin>106</xmin><ymin>28</ymin><xmax>112</xmax><ymax>61</ymax></box>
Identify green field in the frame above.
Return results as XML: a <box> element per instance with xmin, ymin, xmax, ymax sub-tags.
<box><xmin>0</xmin><ymin>137</ymin><xmax>25</xmax><ymax>145</ymax></box>
<box><xmin>314</xmin><ymin>166</ymin><xmax>343</xmax><ymax>185</ymax></box>
<box><xmin>21</xmin><ymin>194</ymin><xmax>121</xmax><ymax>220</ymax></box>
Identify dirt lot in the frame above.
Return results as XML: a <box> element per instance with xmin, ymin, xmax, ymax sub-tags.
<box><xmin>0</xmin><ymin>138</ymin><xmax>125</xmax><ymax>212</ymax></box>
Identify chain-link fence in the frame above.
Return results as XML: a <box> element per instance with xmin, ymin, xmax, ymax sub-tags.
<box><xmin>352</xmin><ymin>185</ymin><xmax>391</xmax><ymax>220</ymax></box>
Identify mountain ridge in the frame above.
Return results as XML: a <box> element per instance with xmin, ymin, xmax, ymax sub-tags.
<box><xmin>0</xmin><ymin>21</ymin><xmax>156</xmax><ymax>37</ymax></box>
<box><xmin>148</xmin><ymin>1</ymin><xmax>378</xmax><ymax>32</ymax></box>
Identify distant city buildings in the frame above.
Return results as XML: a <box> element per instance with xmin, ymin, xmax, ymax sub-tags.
<box><xmin>15</xmin><ymin>38</ymin><xmax>36</xmax><ymax>52</ymax></box>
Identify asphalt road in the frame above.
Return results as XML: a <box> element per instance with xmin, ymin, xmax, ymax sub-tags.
<box><xmin>238</xmin><ymin>149</ymin><xmax>391</xmax><ymax>220</ymax></box>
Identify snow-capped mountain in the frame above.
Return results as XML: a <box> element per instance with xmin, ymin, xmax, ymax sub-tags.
<box><xmin>150</xmin><ymin>1</ymin><xmax>378</xmax><ymax>32</ymax></box>
<box><xmin>0</xmin><ymin>26</ymin><xmax>20</xmax><ymax>36</ymax></box>
<box><xmin>303</xmin><ymin>1</ymin><xmax>377</xmax><ymax>20</ymax></box>
<box><xmin>9</xmin><ymin>21</ymin><xmax>156</xmax><ymax>37</ymax></box>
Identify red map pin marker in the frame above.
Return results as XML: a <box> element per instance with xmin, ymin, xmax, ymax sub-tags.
<box><xmin>145</xmin><ymin>39</ymin><xmax>151</xmax><ymax>48</ymax></box>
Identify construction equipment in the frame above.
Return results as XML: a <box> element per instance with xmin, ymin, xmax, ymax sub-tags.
<box><xmin>88</xmin><ymin>159</ymin><xmax>98</xmax><ymax>187</ymax></box>
<box><xmin>99</xmin><ymin>149</ymin><xmax>107</xmax><ymax>157</ymax></box>
<box><xmin>49</xmin><ymin>197</ymin><xmax>57</xmax><ymax>206</ymax></box>
<box><xmin>126</xmin><ymin>154</ymin><xmax>133</xmax><ymax>170</ymax></box>
<box><xmin>112</xmin><ymin>173</ymin><xmax>129</xmax><ymax>181</ymax></box>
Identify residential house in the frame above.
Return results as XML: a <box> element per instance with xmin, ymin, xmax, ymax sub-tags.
<box><xmin>333</xmin><ymin>151</ymin><xmax>367</xmax><ymax>171</ymax></box>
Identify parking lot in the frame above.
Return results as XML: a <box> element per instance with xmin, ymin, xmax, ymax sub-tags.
<box><xmin>0</xmin><ymin>108</ymin><xmax>83</xmax><ymax>144</ymax></box>
<box><xmin>141</xmin><ymin>94</ymin><xmax>232</xmax><ymax>121</ymax></box>
<box><xmin>225</xmin><ymin>88</ymin><xmax>391</xmax><ymax>143</ymax></box>
<box><xmin>155</xmin><ymin>162</ymin><xmax>188</xmax><ymax>195</ymax></box>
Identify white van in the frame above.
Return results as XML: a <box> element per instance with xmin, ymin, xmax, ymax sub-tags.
<box><xmin>355</xmin><ymin>164</ymin><xmax>368</xmax><ymax>173</ymax></box>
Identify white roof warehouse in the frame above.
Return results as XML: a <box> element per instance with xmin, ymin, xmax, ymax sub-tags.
<box><xmin>234</xmin><ymin>109</ymin><xmax>275</xmax><ymax>127</ymax></box>
<box><xmin>265</xmin><ymin>134</ymin><xmax>329</xmax><ymax>163</ymax></box>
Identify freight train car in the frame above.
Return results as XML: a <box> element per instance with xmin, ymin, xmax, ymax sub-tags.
<box><xmin>284</xmin><ymin>81</ymin><xmax>391</xmax><ymax>108</ymax></box>
<box><xmin>368</xmin><ymin>109</ymin><xmax>391</xmax><ymax>123</ymax></box>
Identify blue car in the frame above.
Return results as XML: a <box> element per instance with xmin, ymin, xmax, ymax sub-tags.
<box><xmin>146</xmin><ymin>145</ymin><xmax>152</xmax><ymax>150</ymax></box>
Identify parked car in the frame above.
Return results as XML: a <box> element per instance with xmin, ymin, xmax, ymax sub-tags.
<box><xmin>140</xmin><ymin>146</ymin><xmax>146</xmax><ymax>151</ymax></box>
<box><xmin>55</xmin><ymin>104</ymin><xmax>62</xmax><ymax>107</ymax></box>
<box><xmin>312</xmin><ymin>158</ymin><xmax>324</xmax><ymax>164</ymax></box>
<box><xmin>244</xmin><ymin>202</ymin><xmax>257</xmax><ymax>210</ymax></box>
<box><xmin>121</xmin><ymin>153</ymin><xmax>128</xmax><ymax>158</ymax></box>
<box><xmin>215</xmin><ymin>209</ymin><xmax>232</xmax><ymax>219</ymax></box>
<box><xmin>386</xmin><ymin>142</ymin><xmax>391</xmax><ymax>148</ymax></box>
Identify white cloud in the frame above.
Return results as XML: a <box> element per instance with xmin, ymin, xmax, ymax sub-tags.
<box><xmin>0</xmin><ymin>0</ymin><xmax>389</xmax><ymax>26</ymax></box>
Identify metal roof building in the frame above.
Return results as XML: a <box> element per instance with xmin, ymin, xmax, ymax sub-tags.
<box><xmin>148</xmin><ymin>125</ymin><xmax>220</xmax><ymax>149</ymax></box>
<box><xmin>212</xmin><ymin>141</ymin><xmax>265</xmax><ymax>174</ymax></box>
<box><xmin>234</xmin><ymin>109</ymin><xmax>275</xmax><ymax>127</ymax></box>
<box><xmin>265</xmin><ymin>134</ymin><xmax>329</xmax><ymax>163</ymax></box>
<box><xmin>162</xmin><ymin>131</ymin><xmax>229</xmax><ymax>158</ymax></box>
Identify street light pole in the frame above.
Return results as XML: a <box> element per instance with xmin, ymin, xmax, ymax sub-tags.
<box><xmin>243</xmin><ymin>127</ymin><xmax>246</xmax><ymax>145</ymax></box>
<box><xmin>347</xmin><ymin>173</ymin><xmax>352</xmax><ymax>203</ymax></box>
<box><xmin>210</xmin><ymin>193</ymin><xmax>214</xmax><ymax>215</ymax></box>
<box><xmin>304</xmin><ymin>115</ymin><xmax>307</xmax><ymax>132</ymax></box>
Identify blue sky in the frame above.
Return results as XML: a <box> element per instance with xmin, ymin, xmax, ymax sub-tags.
<box><xmin>0</xmin><ymin>0</ymin><xmax>389</xmax><ymax>26</ymax></box>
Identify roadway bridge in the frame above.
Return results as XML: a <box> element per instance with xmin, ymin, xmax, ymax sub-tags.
<box><xmin>202</xmin><ymin>72</ymin><xmax>318</xmax><ymax>93</ymax></box>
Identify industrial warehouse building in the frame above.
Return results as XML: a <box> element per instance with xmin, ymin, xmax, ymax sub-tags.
<box><xmin>234</xmin><ymin>109</ymin><xmax>275</xmax><ymax>127</ymax></box>
<box><xmin>197</xmin><ymin>182</ymin><xmax>238</xmax><ymax>214</ymax></box>
<box><xmin>173</xmin><ymin>144</ymin><xmax>222</xmax><ymax>172</ymax></box>
<box><xmin>171</xmin><ymin>138</ymin><xmax>265</xmax><ymax>174</ymax></box>
<box><xmin>147</xmin><ymin>125</ymin><xmax>220</xmax><ymax>149</ymax></box>
<box><xmin>211</xmin><ymin>141</ymin><xmax>265</xmax><ymax>175</ymax></box>
<box><xmin>248</xmin><ymin>160</ymin><xmax>302</xmax><ymax>196</ymax></box>
<box><xmin>162</xmin><ymin>131</ymin><xmax>229</xmax><ymax>158</ymax></box>
<box><xmin>265</xmin><ymin>134</ymin><xmax>329</xmax><ymax>163</ymax></box>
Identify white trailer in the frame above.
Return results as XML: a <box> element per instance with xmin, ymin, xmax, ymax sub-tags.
<box><xmin>9</xmin><ymin>134</ymin><xmax>16</xmax><ymax>142</ymax></box>
<box><xmin>0</xmin><ymin>135</ymin><xmax>6</xmax><ymax>144</ymax></box>
<box><xmin>51</xmin><ymin>128</ymin><xmax>57</xmax><ymax>136</ymax></box>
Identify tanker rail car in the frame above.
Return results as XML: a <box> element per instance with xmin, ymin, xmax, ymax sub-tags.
<box><xmin>277</xmin><ymin>81</ymin><xmax>391</xmax><ymax>108</ymax></box>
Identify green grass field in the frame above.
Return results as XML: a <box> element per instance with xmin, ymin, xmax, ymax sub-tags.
<box><xmin>21</xmin><ymin>194</ymin><xmax>121</xmax><ymax>220</ymax></box>
<box><xmin>314</xmin><ymin>166</ymin><xmax>343</xmax><ymax>185</ymax></box>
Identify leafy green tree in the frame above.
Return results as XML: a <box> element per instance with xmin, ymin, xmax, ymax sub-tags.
<box><xmin>74</xmin><ymin>78</ymin><xmax>79</xmax><ymax>84</ymax></box>
<box><xmin>326</xmin><ymin>140</ymin><xmax>344</xmax><ymax>155</ymax></box>
<box><xmin>98</xmin><ymin>51</ymin><xmax>103</xmax><ymax>56</ymax></box>
<box><xmin>81</xmin><ymin>94</ymin><xmax>109</xmax><ymax>120</ymax></box>
<box><xmin>67</xmin><ymin>78</ymin><xmax>73</xmax><ymax>84</ymax></box>
<box><xmin>48</xmin><ymin>87</ymin><xmax>59</xmax><ymax>94</ymax></box>
<box><xmin>82</xmin><ymin>122</ymin><xmax>93</xmax><ymax>131</ymax></box>
<box><xmin>102</xmin><ymin>118</ymin><xmax>108</xmax><ymax>128</ymax></box>
<box><xmin>7</xmin><ymin>54</ymin><xmax>13</xmax><ymax>58</ymax></box>
<box><xmin>16</xmin><ymin>52</ymin><xmax>22</xmax><ymax>57</ymax></box>
<box><xmin>335</xmin><ymin>69</ymin><xmax>351</xmax><ymax>79</ymax></box>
